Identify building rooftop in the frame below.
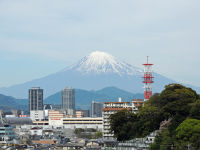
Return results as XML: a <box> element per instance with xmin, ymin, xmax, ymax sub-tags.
<box><xmin>31</xmin><ymin>87</ymin><xmax>41</xmax><ymax>89</ymax></box>
<box><xmin>102</xmin><ymin>108</ymin><xmax>131</xmax><ymax>111</ymax></box>
<box><xmin>5</xmin><ymin>117</ymin><xmax>32</xmax><ymax>125</ymax></box>
<box><xmin>132</xmin><ymin>99</ymin><xmax>144</xmax><ymax>102</ymax></box>
<box><xmin>104</xmin><ymin>102</ymin><xmax>130</xmax><ymax>104</ymax></box>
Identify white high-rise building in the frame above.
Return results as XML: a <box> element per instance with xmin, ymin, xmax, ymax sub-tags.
<box><xmin>102</xmin><ymin>98</ymin><xmax>131</xmax><ymax>139</ymax></box>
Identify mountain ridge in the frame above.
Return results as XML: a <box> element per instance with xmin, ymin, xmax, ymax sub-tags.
<box><xmin>0</xmin><ymin>87</ymin><xmax>143</xmax><ymax>112</ymax></box>
<box><xmin>0</xmin><ymin>93</ymin><xmax>28</xmax><ymax>112</ymax></box>
<box><xmin>0</xmin><ymin>51</ymin><xmax>199</xmax><ymax>98</ymax></box>
<box><xmin>44</xmin><ymin>86</ymin><xmax>143</xmax><ymax>110</ymax></box>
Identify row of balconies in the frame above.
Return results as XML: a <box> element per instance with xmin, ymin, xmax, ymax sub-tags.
<box><xmin>104</xmin><ymin>103</ymin><xmax>130</xmax><ymax>107</ymax></box>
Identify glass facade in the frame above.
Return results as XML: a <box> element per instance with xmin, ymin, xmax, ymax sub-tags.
<box><xmin>62</xmin><ymin>86</ymin><xmax>75</xmax><ymax>115</ymax></box>
<box><xmin>91</xmin><ymin>101</ymin><xmax>103</xmax><ymax>117</ymax></box>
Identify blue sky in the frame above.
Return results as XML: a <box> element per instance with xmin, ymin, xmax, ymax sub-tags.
<box><xmin>0</xmin><ymin>0</ymin><xmax>200</xmax><ymax>87</ymax></box>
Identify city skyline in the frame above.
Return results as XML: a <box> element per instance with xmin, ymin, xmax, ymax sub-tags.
<box><xmin>0</xmin><ymin>0</ymin><xmax>200</xmax><ymax>88</ymax></box>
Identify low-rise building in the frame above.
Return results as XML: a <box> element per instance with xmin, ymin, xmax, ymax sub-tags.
<box><xmin>76</xmin><ymin>110</ymin><xmax>90</xmax><ymax>118</ymax></box>
<box><xmin>30</xmin><ymin>126</ymin><xmax>43</xmax><ymax>136</ymax></box>
<box><xmin>48</xmin><ymin>110</ymin><xmax>65</xmax><ymax>126</ymax></box>
<box><xmin>63</xmin><ymin>117</ymin><xmax>103</xmax><ymax>129</ymax></box>
<box><xmin>131</xmin><ymin>99</ymin><xmax>144</xmax><ymax>113</ymax></box>
<box><xmin>132</xmin><ymin>99</ymin><xmax>144</xmax><ymax>108</ymax></box>
<box><xmin>76</xmin><ymin>110</ymin><xmax>84</xmax><ymax>118</ymax></box>
<box><xmin>0</xmin><ymin>124</ymin><xmax>15</xmax><ymax>143</ymax></box>
<box><xmin>30</xmin><ymin>110</ymin><xmax>44</xmax><ymax>121</ymax></box>
<box><xmin>32</xmin><ymin>120</ymin><xmax>48</xmax><ymax>125</ymax></box>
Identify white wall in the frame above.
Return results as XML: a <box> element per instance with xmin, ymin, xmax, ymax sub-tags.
<box><xmin>30</xmin><ymin>110</ymin><xmax>44</xmax><ymax>121</ymax></box>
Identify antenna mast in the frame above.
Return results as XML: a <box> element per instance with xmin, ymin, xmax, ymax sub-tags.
<box><xmin>143</xmin><ymin>56</ymin><xmax>154</xmax><ymax>101</ymax></box>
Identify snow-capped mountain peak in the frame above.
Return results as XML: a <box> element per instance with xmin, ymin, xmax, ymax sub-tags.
<box><xmin>84</xmin><ymin>51</ymin><xmax>117</xmax><ymax>67</ymax></box>
<box><xmin>64</xmin><ymin>51</ymin><xmax>142</xmax><ymax>76</ymax></box>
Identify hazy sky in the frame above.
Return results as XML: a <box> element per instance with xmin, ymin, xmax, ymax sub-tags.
<box><xmin>0</xmin><ymin>0</ymin><xmax>200</xmax><ymax>87</ymax></box>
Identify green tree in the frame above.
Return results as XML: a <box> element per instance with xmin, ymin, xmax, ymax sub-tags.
<box><xmin>176</xmin><ymin>118</ymin><xmax>200</xmax><ymax>149</ymax></box>
<box><xmin>109</xmin><ymin>83</ymin><xmax>200</xmax><ymax>146</ymax></box>
<box><xmin>150</xmin><ymin>129</ymin><xmax>176</xmax><ymax>150</ymax></box>
<box><xmin>94</xmin><ymin>132</ymin><xmax>103</xmax><ymax>139</ymax></box>
<box><xmin>109</xmin><ymin>109</ymin><xmax>136</xmax><ymax>141</ymax></box>
<box><xmin>74</xmin><ymin>128</ymin><xmax>84</xmax><ymax>135</ymax></box>
<box><xmin>189</xmin><ymin>100</ymin><xmax>200</xmax><ymax>120</ymax></box>
<box><xmin>136</xmin><ymin>106</ymin><xmax>163</xmax><ymax>137</ymax></box>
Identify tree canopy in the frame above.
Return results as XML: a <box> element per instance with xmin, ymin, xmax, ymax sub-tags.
<box><xmin>109</xmin><ymin>109</ymin><xmax>136</xmax><ymax>141</ymax></box>
<box><xmin>109</xmin><ymin>83</ymin><xmax>200</xmax><ymax>149</ymax></box>
<box><xmin>176</xmin><ymin>118</ymin><xmax>200</xmax><ymax>149</ymax></box>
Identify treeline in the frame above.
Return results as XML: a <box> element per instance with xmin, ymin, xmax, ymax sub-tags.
<box><xmin>109</xmin><ymin>84</ymin><xmax>200</xmax><ymax>149</ymax></box>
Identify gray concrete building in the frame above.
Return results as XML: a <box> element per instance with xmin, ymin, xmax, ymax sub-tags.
<box><xmin>62</xmin><ymin>86</ymin><xmax>75</xmax><ymax>115</ymax></box>
<box><xmin>91</xmin><ymin>101</ymin><xmax>103</xmax><ymax>117</ymax></box>
<box><xmin>29</xmin><ymin>87</ymin><xmax>43</xmax><ymax>111</ymax></box>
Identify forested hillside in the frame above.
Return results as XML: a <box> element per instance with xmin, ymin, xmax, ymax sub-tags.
<box><xmin>110</xmin><ymin>84</ymin><xmax>200</xmax><ymax>149</ymax></box>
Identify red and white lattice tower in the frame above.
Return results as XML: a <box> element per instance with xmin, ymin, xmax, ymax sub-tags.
<box><xmin>143</xmin><ymin>56</ymin><xmax>154</xmax><ymax>101</ymax></box>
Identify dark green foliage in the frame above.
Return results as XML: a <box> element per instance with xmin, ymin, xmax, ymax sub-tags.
<box><xmin>74</xmin><ymin>128</ymin><xmax>85</xmax><ymax>135</ymax></box>
<box><xmin>189</xmin><ymin>100</ymin><xmax>200</xmax><ymax>119</ymax></box>
<box><xmin>109</xmin><ymin>109</ymin><xmax>136</xmax><ymax>141</ymax></box>
<box><xmin>176</xmin><ymin>118</ymin><xmax>200</xmax><ymax>149</ymax></box>
<box><xmin>74</xmin><ymin>128</ymin><xmax>102</xmax><ymax>139</ymax></box>
<box><xmin>150</xmin><ymin>129</ymin><xmax>176</xmax><ymax>150</ymax></box>
<box><xmin>94</xmin><ymin>132</ymin><xmax>103</xmax><ymax>138</ymax></box>
<box><xmin>136</xmin><ymin>106</ymin><xmax>163</xmax><ymax>137</ymax></box>
<box><xmin>109</xmin><ymin>83</ymin><xmax>200</xmax><ymax>148</ymax></box>
<box><xmin>149</xmin><ymin>84</ymin><xmax>200</xmax><ymax>149</ymax></box>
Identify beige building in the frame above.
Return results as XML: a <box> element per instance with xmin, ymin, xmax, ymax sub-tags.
<box><xmin>131</xmin><ymin>99</ymin><xmax>144</xmax><ymax>113</ymax></box>
<box><xmin>48</xmin><ymin>110</ymin><xmax>102</xmax><ymax>128</ymax></box>
<box><xmin>132</xmin><ymin>99</ymin><xmax>144</xmax><ymax>108</ymax></box>
<box><xmin>76</xmin><ymin>110</ymin><xmax>84</xmax><ymax>118</ymax></box>
<box><xmin>63</xmin><ymin>117</ymin><xmax>103</xmax><ymax>129</ymax></box>
<box><xmin>48</xmin><ymin>110</ymin><xmax>65</xmax><ymax>126</ymax></box>
<box><xmin>76</xmin><ymin>110</ymin><xmax>90</xmax><ymax>118</ymax></box>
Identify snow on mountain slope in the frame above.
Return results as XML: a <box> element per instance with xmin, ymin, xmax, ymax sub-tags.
<box><xmin>1</xmin><ymin>51</ymin><xmax>199</xmax><ymax>99</ymax></box>
<box><xmin>61</xmin><ymin>51</ymin><xmax>142</xmax><ymax>76</ymax></box>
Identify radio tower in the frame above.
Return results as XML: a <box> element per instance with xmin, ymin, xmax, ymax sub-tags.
<box><xmin>143</xmin><ymin>56</ymin><xmax>154</xmax><ymax>101</ymax></box>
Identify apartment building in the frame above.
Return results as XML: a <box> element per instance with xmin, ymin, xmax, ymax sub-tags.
<box><xmin>102</xmin><ymin>98</ymin><xmax>131</xmax><ymax>139</ymax></box>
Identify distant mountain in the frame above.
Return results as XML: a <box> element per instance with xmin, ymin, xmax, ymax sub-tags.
<box><xmin>0</xmin><ymin>86</ymin><xmax>143</xmax><ymax>113</ymax></box>
<box><xmin>44</xmin><ymin>87</ymin><xmax>143</xmax><ymax>110</ymax></box>
<box><xmin>0</xmin><ymin>94</ymin><xmax>28</xmax><ymax>112</ymax></box>
<box><xmin>0</xmin><ymin>51</ymin><xmax>199</xmax><ymax>98</ymax></box>
<box><xmin>96</xmin><ymin>87</ymin><xmax>142</xmax><ymax>99</ymax></box>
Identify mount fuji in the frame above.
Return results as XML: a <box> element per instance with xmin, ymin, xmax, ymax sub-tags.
<box><xmin>0</xmin><ymin>51</ymin><xmax>194</xmax><ymax>98</ymax></box>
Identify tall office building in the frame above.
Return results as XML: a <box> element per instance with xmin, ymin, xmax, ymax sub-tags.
<box><xmin>29</xmin><ymin>87</ymin><xmax>44</xmax><ymax>121</ymax></box>
<box><xmin>62</xmin><ymin>86</ymin><xmax>75</xmax><ymax>115</ymax></box>
<box><xmin>91</xmin><ymin>101</ymin><xmax>103</xmax><ymax>117</ymax></box>
<box><xmin>29</xmin><ymin>87</ymin><xmax>43</xmax><ymax>111</ymax></box>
